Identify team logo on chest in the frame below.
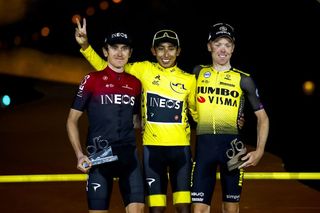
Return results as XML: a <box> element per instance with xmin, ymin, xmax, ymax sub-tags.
<box><xmin>170</xmin><ymin>82</ymin><xmax>187</xmax><ymax>94</ymax></box>
<box><xmin>100</xmin><ymin>94</ymin><xmax>135</xmax><ymax>106</ymax></box>
<box><xmin>203</xmin><ymin>71</ymin><xmax>211</xmax><ymax>78</ymax></box>
<box><xmin>197</xmin><ymin>87</ymin><xmax>239</xmax><ymax>106</ymax></box>
<box><xmin>152</xmin><ymin>75</ymin><xmax>161</xmax><ymax>86</ymax></box>
<box><xmin>224</xmin><ymin>74</ymin><xmax>231</xmax><ymax>80</ymax></box>
<box><xmin>122</xmin><ymin>84</ymin><xmax>133</xmax><ymax>90</ymax></box>
<box><xmin>146</xmin><ymin>92</ymin><xmax>183</xmax><ymax>123</ymax></box>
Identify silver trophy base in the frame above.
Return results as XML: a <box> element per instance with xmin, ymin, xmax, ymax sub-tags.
<box><xmin>227</xmin><ymin>147</ymin><xmax>247</xmax><ymax>171</ymax></box>
<box><xmin>90</xmin><ymin>155</ymin><xmax>118</xmax><ymax>166</ymax></box>
<box><xmin>83</xmin><ymin>146</ymin><xmax>118</xmax><ymax>168</ymax></box>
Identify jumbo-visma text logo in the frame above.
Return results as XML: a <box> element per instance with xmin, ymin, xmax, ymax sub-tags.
<box><xmin>197</xmin><ymin>86</ymin><xmax>239</xmax><ymax>106</ymax></box>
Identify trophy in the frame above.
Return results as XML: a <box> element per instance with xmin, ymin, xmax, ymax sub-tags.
<box><xmin>83</xmin><ymin>136</ymin><xmax>118</xmax><ymax>168</ymax></box>
<box><xmin>226</xmin><ymin>138</ymin><xmax>247</xmax><ymax>171</ymax></box>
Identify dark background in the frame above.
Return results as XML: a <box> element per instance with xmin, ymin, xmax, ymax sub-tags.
<box><xmin>1</xmin><ymin>0</ymin><xmax>319</xmax><ymax>190</ymax></box>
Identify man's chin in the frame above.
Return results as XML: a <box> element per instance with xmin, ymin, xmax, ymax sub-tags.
<box><xmin>159</xmin><ymin>62</ymin><xmax>175</xmax><ymax>68</ymax></box>
<box><xmin>114</xmin><ymin>63</ymin><xmax>126</xmax><ymax>69</ymax></box>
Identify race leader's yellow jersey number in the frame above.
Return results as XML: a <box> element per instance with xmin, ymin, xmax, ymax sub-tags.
<box><xmin>81</xmin><ymin>46</ymin><xmax>198</xmax><ymax>146</ymax></box>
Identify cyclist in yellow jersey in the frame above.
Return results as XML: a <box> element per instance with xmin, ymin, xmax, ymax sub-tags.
<box><xmin>75</xmin><ymin>18</ymin><xmax>197</xmax><ymax>213</ymax></box>
<box><xmin>191</xmin><ymin>23</ymin><xmax>269</xmax><ymax>213</ymax></box>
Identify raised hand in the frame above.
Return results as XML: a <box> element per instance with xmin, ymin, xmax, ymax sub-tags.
<box><xmin>75</xmin><ymin>18</ymin><xmax>89</xmax><ymax>50</ymax></box>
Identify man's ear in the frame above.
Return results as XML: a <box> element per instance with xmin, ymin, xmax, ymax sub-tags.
<box><xmin>207</xmin><ymin>42</ymin><xmax>212</xmax><ymax>52</ymax></box>
<box><xmin>150</xmin><ymin>47</ymin><xmax>156</xmax><ymax>56</ymax></box>
<box><xmin>102</xmin><ymin>47</ymin><xmax>108</xmax><ymax>57</ymax></box>
<box><xmin>231</xmin><ymin>44</ymin><xmax>235</xmax><ymax>54</ymax></box>
<box><xmin>176</xmin><ymin>47</ymin><xmax>181</xmax><ymax>56</ymax></box>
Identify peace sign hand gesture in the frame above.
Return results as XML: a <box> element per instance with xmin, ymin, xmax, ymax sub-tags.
<box><xmin>75</xmin><ymin>18</ymin><xmax>89</xmax><ymax>50</ymax></box>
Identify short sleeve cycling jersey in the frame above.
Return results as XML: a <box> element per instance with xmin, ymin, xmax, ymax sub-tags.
<box><xmin>194</xmin><ymin>65</ymin><xmax>264</xmax><ymax>135</ymax></box>
<box><xmin>71</xmin><ymin>66</ymin><xmax>141</xmax><ymax>147</ymax></box>
<box><xmin>81</xmin><ymin>46</ymin><xmax>198</xmax><ymax>146</ymax></box>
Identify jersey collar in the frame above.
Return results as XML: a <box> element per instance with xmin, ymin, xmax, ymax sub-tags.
<box><xmin>104</xmin><ymin>66</ymin><xmax>125</xmax><ymax>80</ymax></box>
<box><xmin>155</xmin><ymin>63</ymin><xmax>180</xmax><ymax>73</ymax></box>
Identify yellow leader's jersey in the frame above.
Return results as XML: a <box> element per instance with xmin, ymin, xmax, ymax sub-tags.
<box><xmin>81</xmin><ymin>46</ymin><xmax>198</xmax><ymax>146</ymax></box>
<box><xmin>194</xmin><ymin>65</ymin><xmax>263</xmax><ymax>135</ymax></box>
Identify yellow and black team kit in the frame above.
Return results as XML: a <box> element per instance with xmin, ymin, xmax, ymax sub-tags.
<box><xmin>191</xmin><ymin>65</ymin><xmax>264</xmax><ymax>204</ymax></box>
<box><xmin>81</xmin><ymin>46</ymin><xmax>198</xmax><ymax>207</ymax></box>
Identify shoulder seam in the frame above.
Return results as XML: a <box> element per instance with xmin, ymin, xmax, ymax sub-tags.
<box><xmin>231</xmin><ymin>67</ymin><xmax>250</xmax><ymax>76</ymax></box>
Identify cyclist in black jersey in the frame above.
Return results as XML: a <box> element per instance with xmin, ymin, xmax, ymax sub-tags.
<box><xmin>191</xmin><ymin>23</ymin><xmax>270</xmax><ymax>213</ymax></box>
<box><xmin>66</xmin><ymin>31</ymin><xmax>145</xmax><ymax>213</ymax></box>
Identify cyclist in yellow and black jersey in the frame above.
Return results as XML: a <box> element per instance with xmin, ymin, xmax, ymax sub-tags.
<box><xmin>194</xmin><ymin>66</ymin><xmax>262</xmax><ymax>135</ymax></box>
<box><xmin>191</xmin><ymin>23</ymin><xmax>269</xmax><ymax>213</ymax></box>
<box><xmin>75</xmin><ymin>18</ymin><xmax>197</xmax><ymax>213</ymax></box>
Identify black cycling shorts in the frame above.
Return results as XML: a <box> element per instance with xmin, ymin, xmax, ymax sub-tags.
<box><xmin>86</xmin><ymin>144</ymin><xmax>145</xmax><ymax>210</ymax></box>
<box><xmin>143</xmin><ymin>145</ymin><xmax>192</xmax><ymax>207</ymax></box>
<box><xmin>191</xmin><ymin>134</ymin><xmax>244</xmax><ymax>205</ymax></box>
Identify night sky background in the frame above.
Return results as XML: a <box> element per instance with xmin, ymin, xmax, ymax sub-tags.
<box><xmin>0</xmin><ymin>0</ymin><xmax>319</xmax><ymax>189</ymax></box>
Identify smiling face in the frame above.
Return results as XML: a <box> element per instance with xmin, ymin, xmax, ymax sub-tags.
<box><xmin>151</xmin><ymin>42</ymin><xmax>181</xmax><ymax>68</ymax></box>
<box><xmin>207</xmin><ymin>37</ymin><xmax>234</xmax><ymax>67</ymax></box>
<box><xmin>103</xmin><ymin>44</ymin><xmax>132</xmax><ymax>71</ymax></box>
